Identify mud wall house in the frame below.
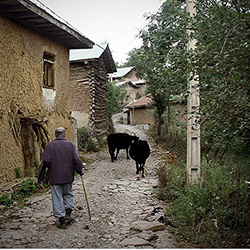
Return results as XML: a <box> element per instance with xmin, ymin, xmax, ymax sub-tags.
<box><xmin>115</xmin><ymin>79</ymin><xmax>147</xmax><ymax>104</ymax></box>
<box><xmin>125</xmin><ymin>95</ymin><xmax>155</xmax><ymax>127</ymax></box>
<box><xmin>0</xmin><ymin>0</ymin><xmax>94</xmax><ymax>185</ymax></box>
<box><xmin>110</xmin><ymin>67</ymin><xmax>147</xmax><ymax>104</ymax></box>
<box><xmin>110</xmin><ymin>66</ymin><xmax>138</xmax><ymax>83</ymax></box>
<box><xmin>70</xmin><ymin>43</ymin><xmax>116</xmax><ymax>139</ymax></box>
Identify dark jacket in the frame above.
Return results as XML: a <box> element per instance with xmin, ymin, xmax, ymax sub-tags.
<box><xmin>42</xmin><ymin>136</ymin><xmax>82</xmax><ymax>185</ymax></box>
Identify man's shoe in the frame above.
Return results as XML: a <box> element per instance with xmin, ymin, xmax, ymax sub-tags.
<box><xmin>65</xmin><ymin>208</ymin><xmax>72</xmax><ymax>223</ymax></box>
<box><xmin>57</xmin><ymin>217</ymin><xmax>67</xmax><ymax>229</ymax></box>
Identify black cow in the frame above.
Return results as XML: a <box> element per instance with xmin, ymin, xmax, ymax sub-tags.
<box><xmin>129</xmin><ymin>137</ymin><xmax>150</xmax><ymax>179</ymax></box>
<box><xmin>107</xmin><ymin>133</ymin><xmax>137</xmax><ymax>162</ymax></box>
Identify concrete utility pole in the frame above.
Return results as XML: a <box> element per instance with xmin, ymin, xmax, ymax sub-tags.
<box><xmin>186</xmin><ymin>0</ymin><xmax>201</xmax><ymax>184</ymax></box>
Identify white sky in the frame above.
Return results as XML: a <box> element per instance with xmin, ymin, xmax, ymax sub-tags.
<box><xmin>37</xmin><ymin>0</ymin><xmax>163</xmax><ymax>64</ymax></box>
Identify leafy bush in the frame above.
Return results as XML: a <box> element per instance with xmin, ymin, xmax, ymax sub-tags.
<box><xmin>12</xmin><ymin>179</ymin><xmax>38</xmax><ymax>199</ymax></box>
<box><xmin>0</xmin><ymin>193</ymin><xmax>12</xmax><ymax>206</ymax></box>
<box><xmin>77</xmin><ymin>126</ymin><xmax>105</xmax><ymax>152</ymax></box>
<box><xmin>160</xmin><ymin>160</ymin><xmax>249</xmax><ymax>247</ymax></box>
<box><xmin>157</xmin><ymin>160</ymin><xmax>186</xmax><ymax>201</ymax></box>
<box><xmin>77</xmin><ymin>126</ymin><xmax>90</xmax><ymax>151</ymax></box>
<box><xmin>86</xmin><ymin>137</ymin><xmax>101</xmax><ymax>152</ymax></box>
<box><xmin>0</xmin><ymin>178</ymin><xmax>45</xmax><ymax>207</ymax></box>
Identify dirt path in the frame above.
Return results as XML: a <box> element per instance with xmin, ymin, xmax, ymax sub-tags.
<box><xmin>0</xmin><ymin>114</ymin><xmax>184</xmax><ymax>248</ymax></box>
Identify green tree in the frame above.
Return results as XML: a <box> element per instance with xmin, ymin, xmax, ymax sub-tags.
<box><xmin>193</xmin><ymin>0</ymin><xmax>250</xmax><ymax>158</ymax></box>
<box><xmin>125</xmin><ymin>0</ymin><xmax>188</xmax><ymax>135</ymax></box>
<box><xmin>107</xmin><ymin>81</ymin><xmax>127</xmax><ymax>116</ymax></box>
<box><xmin>125</xmin><ymin>0</ymin><xmax>249</xmax><ymax>158</ymax></box>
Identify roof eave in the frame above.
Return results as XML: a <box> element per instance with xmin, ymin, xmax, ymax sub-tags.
<box><xmin>0</xmin><ymin>0</ymin><xmax>94</xmax><ymax>49</ymax></box>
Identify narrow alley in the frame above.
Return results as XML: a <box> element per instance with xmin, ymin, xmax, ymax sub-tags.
<box><xmin>0</xmin><ymin>114</ymin><xmax>186</xmax><ymax>248</ymax></box>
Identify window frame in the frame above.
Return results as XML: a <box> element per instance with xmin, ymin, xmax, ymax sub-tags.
<box><xmin>43</xmin><ymin>53</ymin><xmax>55</xmax><ymax>89</ymax></box>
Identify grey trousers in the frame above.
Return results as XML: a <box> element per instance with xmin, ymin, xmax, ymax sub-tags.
<box><xmin>51</xmin><ymin>184</ymin><xmax>74</xmax><ymax>218</ymax></box>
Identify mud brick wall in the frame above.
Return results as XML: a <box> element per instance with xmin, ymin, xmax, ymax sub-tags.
<box><xmin>129</xmin><ymin>107</ymin><xmax>155</xmax><ymax>126</ymax></box>
<box><xmin>116</xmin><ymin>68</ymin><xmax>138</xmax><ymax>83</ymax></box>
<box><xmin>0</xmin><ymin>15</ymin><xmax>73</xmax><ymax>184</ymax></box>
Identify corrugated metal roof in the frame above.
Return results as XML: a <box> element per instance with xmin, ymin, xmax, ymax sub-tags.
<box><xmin>115</xmin><ymin>81</ymin><xmax>139</xmax><ymax>88</ymax></box>
<box><xmin>0</xmin><ymin>0</ymin><xmax>94</xmax><ymax>49</ymax></box>
<box><xmin>70</xmin><ymin>43</ymin><xmax>116</xmax><ymax>73</ymax></box>
<box><xmin>133</xmin><ymin>79</ymin><xmax>146</xmax><ymax>85</ymax></box>
<box><xmin>109</xmin><ymin>67</ymin><xmax>134</xmax><ymax>79</ymax></box>
<box><xmin>115</xmin><ymin>79</ymin><xmax>146</xmax><ymax>87</ymax></box>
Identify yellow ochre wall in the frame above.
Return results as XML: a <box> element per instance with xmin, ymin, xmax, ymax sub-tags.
<box><xmin>0</xmin><ymin>15</ymin><xmax>73</xmax><ymax>184</ymax></box>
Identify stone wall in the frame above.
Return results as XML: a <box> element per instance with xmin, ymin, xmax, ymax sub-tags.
<box><xmin>0</xmin><ymin>15</ymin><xmax>72</xmax><ymax>184</ymax></box>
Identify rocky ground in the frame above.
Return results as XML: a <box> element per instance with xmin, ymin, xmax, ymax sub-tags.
<box><xmin>0</xmin><ymin>114</ymin><xmax>195</xmax><ymax>248</ymax></box>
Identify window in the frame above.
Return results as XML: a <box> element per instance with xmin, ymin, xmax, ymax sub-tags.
<box><xmin>43</xmin><ymin>53</ymin><xmax>55</xmax><ymax>88</ymax></box>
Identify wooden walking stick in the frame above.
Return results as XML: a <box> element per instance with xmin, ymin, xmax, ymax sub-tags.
<box><xmin>81</xmin><ymin>175</ymin><xmax>91</xmax><ymax>220</ymax></box>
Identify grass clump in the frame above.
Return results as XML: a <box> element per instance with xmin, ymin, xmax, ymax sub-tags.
<box><xmin>157</xmin><ymin>159</ymin><xmax>249</xmax><ymax>248</ymax></box>
<box><xmin>0</xmin><ymin>178</ymin><xmax>48</xmax><ymax>207</ymax></box>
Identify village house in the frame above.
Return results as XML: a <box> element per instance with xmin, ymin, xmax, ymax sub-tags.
<box><xmin>0</xmin><ymin>0</ymin><xmax>94</xmax><ymax>185</ymax></box>
<box><xmin>109</xmin><ymin>67</ymin><xmax>147</xmax><ymax>104</ymax></box>
<box><xmin>110</xmin><ymin>66</ymin><xmax>138</xmax><ymax>82</ymax></box>
<box><xmin>124</xmin><ymin>95</ymin><xmax>155</xmax><ymax>127</ymax></box>
<box><xmin>124</xmin><ymin>94</ymin><xmax>186</xmax><ymax>132</ymax></box>
<box><xmin>70</xmin><ymin>43</ymin><xmax>116</xmax><ymax>139</ymax></box>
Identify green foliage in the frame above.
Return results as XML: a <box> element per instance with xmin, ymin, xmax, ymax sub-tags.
<box><xmin>157</xmin><ymin>160</ymin><xmax>186</xmax><ymax>201</ymax></box>
<box><xmin>126</xmin><ymin>0</ymin><xmax>249</xmax><ymax>157</ymax></box>
<box><xmin>77</xmin><ymin>126</ymin><xmax>105</xmax><ymax>152</ymax></box>
<box><xmin>0</xmin><ymin>193</ymin><xmax>12</xmax><ymax>206</ymax></box>
<box><xmin>0</xmin><ymin>178</ymin><xmax>43</xmax><ymax>206</ymax></box>
<box><xmin>24</xmin><ymin>169</ymin><xmax>32</xmax><ymax>177</ymax></box>
<box><xmin>125</xmin><ymin>0</ymin><xmax>188</xmax><ymax>136</ymax></box>
<box><xmin>12</xmin><ymin>179</ymin><xmax>38</xmax><ymax>200</ymax></box>
<box><xmin>158</xmin><ymin>160</ymin><xmax>249</xmax><ymax>247</ymax></box>
<box><xmin>123</xmin><ymin>48</ymin><xmax>148</xmax><ymax>78</ymax></box>
<box><xmin>192</xmin><ymin>0</ymin><xmax>250</xmax><ymax>158</ymax></box>
<box><xmin>34</xmin><ymin>159</ymin><xmax>40</xmax><ymax>177</ymax></box>
<box><xmin>127</xmin><ymin>0</ymin><xmax>250</xmax><ymax>247</ymax></box>
<box><xmin>162</xmin><ymin>104</ymin><xmax>186</xmax><ymax>134</ymax></box>
<box><xmin>107</xmin><ymin>81</ymin><xmax>127</xmax><ymax>116</ymax></box>
<box><xmin>14</xmin><ymin>167</ymin><xmax>22</xmax><ymax>178</ymax></box>
<box><xmin>150</xmin><ymin>103</ymin><xmax>187</xmax><ymax>157</ymax></box>
<box><xmin>77</xmin><ymin>126</ymin><xmax>90</xmax><ymax>151</ymax></box>
<box><xmin>86</xmin><ymin>136</ymin><xmax>102</xmax><ymax>152</ymax></box>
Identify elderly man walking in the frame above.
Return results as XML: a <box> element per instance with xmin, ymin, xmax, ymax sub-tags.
<box><xmin>42</xmin><ymin>127</ymin><xmax>83</xmax><ymax>229</ymax></box>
